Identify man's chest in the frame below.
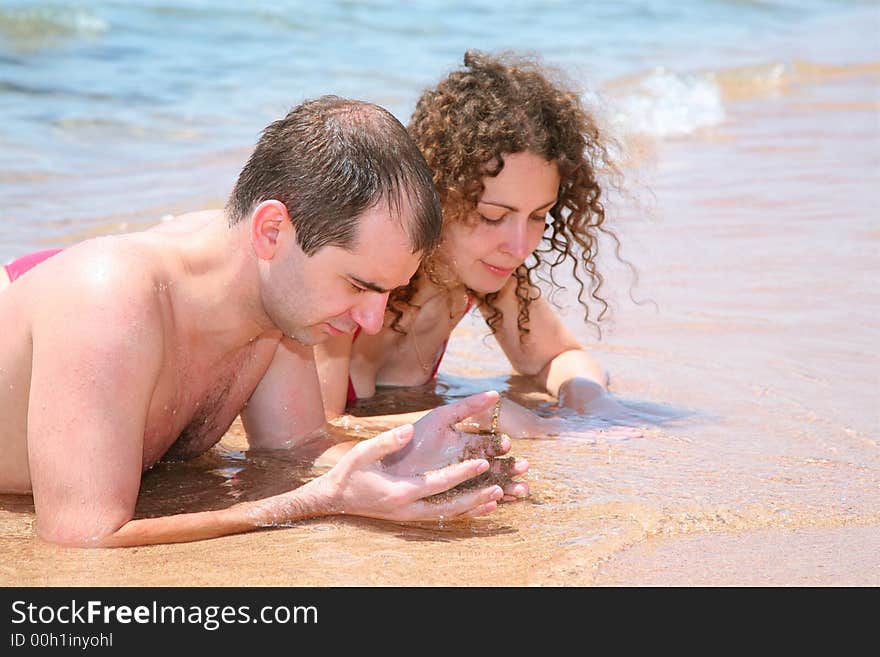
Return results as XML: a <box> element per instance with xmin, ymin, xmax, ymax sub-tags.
<box><xmin>144</xmin><ymin>339</ymin><xmax>279</xmax><ymax>465</ymax></box>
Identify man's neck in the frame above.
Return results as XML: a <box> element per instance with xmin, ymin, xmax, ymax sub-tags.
<box><xmin>164</xmin><ymin>211</ymin><xmax>275</xmax><ymax>353</ymax></box>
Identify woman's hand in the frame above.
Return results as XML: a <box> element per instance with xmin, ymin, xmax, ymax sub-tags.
<box><xmin>462</xmin><ymin>393</ymin><xmax>644</xmax><ymax>442</ymax></box>
<box><xmin>558</xmin><ymin>378</ymin><xmax>629</xmax><ymax>417</ymax></box>
<box><xmin>557</xmin><ymin>377</ymin><xmax>675</xmax><ymax>435</ymax></box>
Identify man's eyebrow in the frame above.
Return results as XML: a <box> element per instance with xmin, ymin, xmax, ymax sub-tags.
<box><xmin>349</xmin><ymin>276</ymin><xmax>390</xmax><ymax>294</ymax></box>
<box><xmin>479</xmin><ymin>198</ymin><xmax>558</xmax><ymax>212</ymax></box>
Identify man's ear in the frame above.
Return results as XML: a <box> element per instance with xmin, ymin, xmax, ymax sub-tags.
<box><xmin>250</xmin><ymin>200</ymin><xmax>294</xmax><ymax>260</ymax></box>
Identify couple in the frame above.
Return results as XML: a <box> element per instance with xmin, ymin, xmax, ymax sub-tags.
<box><xmin>0</xmin><ymin>51</ymin><xmax>629</xmax><ymax>548</ymax></box>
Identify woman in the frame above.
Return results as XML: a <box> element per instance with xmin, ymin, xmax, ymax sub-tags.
<box><xmin>316</xmin><ymin>50</ymin><xmax>636</xmax><ymax>440</ymax></box>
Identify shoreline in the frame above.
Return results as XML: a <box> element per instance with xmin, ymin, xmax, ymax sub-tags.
<box><xmin>2</xmin><ymin>40</ymin><xmax>879</xmax><ymax>588</ymax></box>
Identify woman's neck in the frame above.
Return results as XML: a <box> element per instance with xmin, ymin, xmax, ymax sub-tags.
<box><xmin>410</xmin><ymin>269</ymin><xmax>469</xmax><ymax>316</ymax></box>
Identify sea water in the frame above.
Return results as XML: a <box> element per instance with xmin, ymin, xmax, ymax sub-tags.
<box><xmin>0</xmin><ymin>0</ymin><xmax>875</xmax><ymax>259</ymax></box>
<box><xmin>1</xmin><ymin>1</ymin><xmax>878</xmax><ymax>585</ymax></box>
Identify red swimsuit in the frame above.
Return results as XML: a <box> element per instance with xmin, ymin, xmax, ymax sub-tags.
<box><xmin>3</xmin><ymin>248</ymin><xmax>63</xmax><ymax>282</ymax></box>
<box><xmin>345</xmin><ymin>298</ymin><xmax>474</xmax><ymax>407</ymax></box>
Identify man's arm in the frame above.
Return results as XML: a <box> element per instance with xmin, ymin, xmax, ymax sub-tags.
<box><xmin>92</xmin><ymin>423</ymin><xmax>502</xmax><ymax>547</ymax></box>
<box><xmin>26</xmin><ymin>267</ymin><xmax>165</xmax><ymax>546</ymax></box>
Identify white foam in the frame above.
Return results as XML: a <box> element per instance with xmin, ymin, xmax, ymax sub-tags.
<box><xmin>0</xmin><ymin>7</ymin><xmax>108</xmax><ymax>39</ymax></box>
<box><xmin>609</xmin><ymin>67</ymin><xmax>727</xmax><ymax>139</ymax></box>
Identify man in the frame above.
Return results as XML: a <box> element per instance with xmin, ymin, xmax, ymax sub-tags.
<box><xmin>0</xmin><ymin>96</ymin><xmax>525</xmax><ymax>548</ymax></box>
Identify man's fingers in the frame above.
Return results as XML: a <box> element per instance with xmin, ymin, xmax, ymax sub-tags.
<box><xmin>437</xmin><ymin>390</ymin><xmax>499</xmax><ymax>426</ymax></box>
<box><xmin>413</xmin><ymin>455</ymin><xmax>529</xmax><ymax>500</ymax></box>
<box><xmin>459</xmin><ymin>500</ymin><xmax>500</xmax><ymax>518</ymax></box>
<box><xmin>351</xmin><ymin>424</ymin><xmax>414</xmax><ymax>466</ymax></box>
<box><xmin>493</xmin><ymin>456</ymin><xmax>528</xmax><ymax>477</ymax></box>
<box><xmin>501</xmin><ymin>480</ymin><xmax>530</xmax><ymax>501</ymax></box>
<box><xmin>410</xmin><ymin>484</ymin><xmax>504</xmax><ymax>520</ymax></box>
<box><xmin>487</xmin><ymin>433</ymin><xmax>510</xmax><ymax>457</ymax></box>
<box><xmin>418</xmin><ymin>458</ymin><xmax>490</xmax><ymax>497</ymax></box>
<box><xmin>460</xmin><ymin>432</ymin><xmax>508</xmax><ymax>460</ymax></box>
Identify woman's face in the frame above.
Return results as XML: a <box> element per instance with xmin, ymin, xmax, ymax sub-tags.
<box><xmin>440</xmin><ymin>151</ymin><xmax>561</xmax><ymax>294</ymax></box>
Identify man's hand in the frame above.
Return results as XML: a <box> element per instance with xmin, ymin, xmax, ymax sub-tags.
<box><xmin>310</xmin><ymin>423</ymin><xmax>505</xmax><ymax>522</ymax></box>
<box><xmin>382</xmin><ymin>391</ymin><xmax>529</xmax><ymax>501</ymax></box>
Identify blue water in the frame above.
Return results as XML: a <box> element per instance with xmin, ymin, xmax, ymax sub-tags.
<box><xmin>0</xmin><ymin>0</ymin><xmax>877</xmax><ymax>259</ymax></box>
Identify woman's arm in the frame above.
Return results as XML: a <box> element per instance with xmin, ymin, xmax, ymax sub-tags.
<box><xmin>537</xmin><ymin>348</ymin><xmax>610</xmax><ymax>411</ymax></box>
<box><xmin>456</xmin><ymin>396</ymin><xmax>561</xmax><ymax>439</ymax></box>
<box><xmin>326</xmin><ymin>409</ymin><xmax>431</xmax><ymax>438</ymax></box>
<box><xmin>484</xmin><ymin>282</ymin><xmax>628</xmax><ymax>418</ymax></box>
<box><xmin>330</xmin><ymin>397</ymin><xmax>556</xmax><ymax>440</ymax></box>
<box><xmin>314</xmin><ymin>332</ymin><xmax>356</xmax><ymax>419</ymax></box>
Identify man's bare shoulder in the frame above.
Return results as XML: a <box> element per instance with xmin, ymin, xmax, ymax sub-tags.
<box><xmin>22</xmin><ymin>235</ymin><xmax>172</xmax><ymax>329</ymax></box>
<box><xmin>0</xmin><ymin>234</ymin><xmax>173</xmax><ymax>430</ymax></box>
<box><xmin>147</xmin><ymin>209</ymin><xmax>223</xmax><ymax>235</ymax></box>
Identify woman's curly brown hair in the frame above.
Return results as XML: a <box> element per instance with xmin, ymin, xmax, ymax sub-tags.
<box><xmin>388</xmin><ymin>49</ymin><xmax>625</xmax><ymax>340</ymax></box>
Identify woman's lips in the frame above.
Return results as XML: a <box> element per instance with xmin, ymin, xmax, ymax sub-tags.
<box><xmin>481</xmin><ymin>261</ymin><xmax>514</xmax><ymax>277</ymax></box>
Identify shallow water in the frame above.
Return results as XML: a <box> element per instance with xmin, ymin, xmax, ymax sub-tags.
<box><xmin>1</xmin><ymin>1</ymin><xmax>876</xmax><ymax>257</ymax></box>
<box><xmin>1</xmin><ymin>3</ymin><xmax>878</xmax><ymax>585</ymax></box>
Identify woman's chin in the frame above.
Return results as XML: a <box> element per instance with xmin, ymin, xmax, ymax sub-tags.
<box><xmin>463</xmin><ymin>274</ymin><xmax>510</xmax><ymax>296</ymax></box>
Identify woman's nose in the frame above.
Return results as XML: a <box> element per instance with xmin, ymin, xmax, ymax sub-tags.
<box><xmin>501</xmin><ymin>219</ymin><xmax>532</xmax><ymax>260</ymax></box>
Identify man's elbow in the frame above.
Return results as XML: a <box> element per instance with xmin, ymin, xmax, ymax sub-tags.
<box><xmin>35</xmin><ymin>513</ymin><xmax>130</xmax><ymax>548</ymax></box>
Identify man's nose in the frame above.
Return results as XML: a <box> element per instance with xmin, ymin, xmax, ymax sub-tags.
<box><xmin>350</xmin><ymin>291</ymin><xmax>390</xmax><ymax>335</ymax></box>
<box><xmin>501</xmin><ymin>219</ymin><xmax>532</xmax><ymax>260</ymax></box>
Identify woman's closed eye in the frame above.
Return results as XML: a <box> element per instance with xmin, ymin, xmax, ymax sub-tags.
<box><xmin>478</xmin><ymin>212</ymin><xmax>505</xmax><ymax>224</ymax></box>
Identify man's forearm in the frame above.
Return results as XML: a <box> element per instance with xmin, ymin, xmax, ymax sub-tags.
<box><xmin>86</xmin><ymin>481</ymin><xmax>332</xmax><ymax>548</ymax></box>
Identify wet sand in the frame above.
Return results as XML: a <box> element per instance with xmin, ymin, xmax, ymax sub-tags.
<box><xmin>1</xmin><ymin>58</ymin><xmax>878</xmax><ymax>587</ymax></box>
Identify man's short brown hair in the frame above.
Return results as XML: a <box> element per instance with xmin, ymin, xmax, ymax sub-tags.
<box><xmin>227</xmin><ymin>95</ymin><xmax>441</xmax><ymax>255</ymax></box>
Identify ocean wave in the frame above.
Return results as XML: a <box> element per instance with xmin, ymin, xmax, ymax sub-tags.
<box><xmin>0</xmin><ymin>5</ymin><xmax>107</xmax><ymax>43</ymax></box>
<box><xmin>604</xmin><ymin>67</ymin><xmax>727</xmax><ymax>139</ymax></box>
<box><xmin>604</xmin><ymin>57</ymin><xmax>880</xmax><ymax>141</ymax></box>
<box><xmin>712</xmin><ymin>61</ymin><xmax>788</xmax><ymax>101</ymax></box>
